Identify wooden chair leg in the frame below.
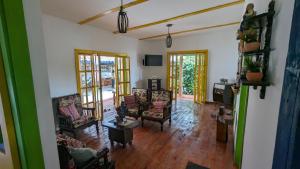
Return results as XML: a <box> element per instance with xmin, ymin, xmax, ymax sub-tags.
<box><xmin>141</xmin><ymin>118</ymin><xmax>144</xmax><ymax>127</ymax></box>
<box><xmin>96</xmin><ymin>123</ymin><xmax>100</xmax><ymax>135</ymax></box>
<box><xmin>160</xmin><ymin>122</ymin><xmax>163</xmax><ymax>131</ymax></box>
<box><xmin>169</xmin><ymin>118</ymin><xmax>172</xmax><ymax>125</ymax></box>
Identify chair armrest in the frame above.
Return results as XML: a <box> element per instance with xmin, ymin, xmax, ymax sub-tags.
<box><xmin>96</xmin><ymin>147</ymin><xmax>110</xmax><ymax>168</ymax></box>
<box><xmin>82</xmin><ymin>107</ymin><xmax>96</xmax><ymax>118</ymax></box>
<box><xmin>57</xmin><ymin>114</ymin><xmax>73</xmax><ymax>129</ymax></box>
<box><xmin>163</xmin><ymin>104</ymin><xmax>172</xmax><ymax>117</ymax></box>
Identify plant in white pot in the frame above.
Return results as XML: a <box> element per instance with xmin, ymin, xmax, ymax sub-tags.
<box><xmin>244</xmin><ymin>57</ymin><xmax>263</xmax><ymax>82</ymax></box>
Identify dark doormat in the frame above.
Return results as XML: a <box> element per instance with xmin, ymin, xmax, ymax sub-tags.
<box><xmin>186</xmin><ymin>161</ymin><xmax>209</xmax><ymax>169</ymax></box>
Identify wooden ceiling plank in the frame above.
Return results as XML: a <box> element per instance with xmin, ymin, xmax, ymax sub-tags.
<box><xmin>78</xmin><ymin>0</ymin><xmax>149</xmax><ymax>25</ymax></box>
<box><xmin>139</xmin><ymin>21</ymin><xmax>240</xmax><ymax>40</ymax></box>
<box><xmin>113</xmin><ymin>0</ymin><xmax>244</xmax><ymax>34</ymax></box>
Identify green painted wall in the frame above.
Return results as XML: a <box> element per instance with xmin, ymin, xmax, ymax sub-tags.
<box><xmin>0</xmin><ymin>0</ymin><xmax>45</xmax><ymax>168</ymax></box>
<box><xmin>234</xmin><ymin>85</ymin><xmax>249</xmax><ymax>168</ymax></box>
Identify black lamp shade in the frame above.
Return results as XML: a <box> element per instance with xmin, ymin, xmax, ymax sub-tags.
<box><xmin>166</xmin><ymin>34</ymin><xmax>172</xmax><ymax>48</ymax></box>
<box><xmin>118</xmin><ymin>9</ymin><xmax>129</xmax><ymax>33</ymax></box>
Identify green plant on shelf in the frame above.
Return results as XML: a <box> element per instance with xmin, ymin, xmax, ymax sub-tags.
<box><xmin>242</xmin><ymin>28</ymin><xmax>258</xmax><ymax>43</ymax></box>
<box><xmin>244</xmin><ymin>57</ymin><xmax>261</xmax><ymax>72</ymax></box>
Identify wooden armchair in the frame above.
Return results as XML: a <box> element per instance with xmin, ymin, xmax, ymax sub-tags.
<box><xmin>57</xmin><ymin>134</ymin><xmax>115</xmax><ymax>169</ymax></box>
<box><xmin>123</xmin><ymin>88</ymin><xmax>150</xmax><ymax>119</ymax></box>
<box><xmin>52</xmin><ymin>93</ymin><xmax>99</xmax><ymax>138</ymax></box>
<box><xmin>141</xmin><ymin>90</ymin><xmax>172</xmax><ymax>131</ymax></box>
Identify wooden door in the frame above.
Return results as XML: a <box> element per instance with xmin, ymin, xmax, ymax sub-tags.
<box><xmin>115</xmin><ymin>56</ymin><xmax>131</xmax><ymax>106</ymax></box>
<box><xmin>194</xmin><ymin>53</ymin><xmax>208</xmax><ymax>103</ymax></box>
<box><xmin>167</xmin><ymin>53</ymin><xmax>180</xmax><ymax>100</ymax></box>
<box><xmin>75</xmin><ymin>53</ymin><xmax>103</xmax><ymax>120</ymax></box>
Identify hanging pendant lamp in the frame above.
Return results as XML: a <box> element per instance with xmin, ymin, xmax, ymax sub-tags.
<box><xmin>166</xmin><ymin>24</ymin><xmax>173</xmax><ymax>48</ymax></box>
<box><xmin>118</xmin><ymin>0</ymin><xmax>129</xmax><ymax>33</ymax></box>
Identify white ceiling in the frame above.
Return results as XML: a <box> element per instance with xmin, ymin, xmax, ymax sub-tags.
<box><xmin>41</xmin><ymin>0</ymin><xmax>244</xmax><ymax>40</ymax></box>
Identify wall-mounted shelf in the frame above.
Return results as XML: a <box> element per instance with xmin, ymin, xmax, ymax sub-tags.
<box><xmin>236</xmin><ymin>1</ymin><xmax>275</xmax><ymax>99</ymax></box>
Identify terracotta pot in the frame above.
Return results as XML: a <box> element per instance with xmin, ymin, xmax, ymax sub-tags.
<box><xmin>246</xmin><ymin>72</ymin><xmax>263</xmax><ymax>82</ymax></box>
<box><xmin>243</xmin><ymin>42</ymin><xmax>260</xmax><ymax>52</ymax></box>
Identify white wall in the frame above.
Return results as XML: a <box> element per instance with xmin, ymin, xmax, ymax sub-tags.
<box><xmin>242</xmin><ymin>0</ymin><xmax>295</xmax><ymax>169</ymax></box>
<box><xmin>141</xmin><ymin>26</ymin><xmax>239</xmax><ymax>101</ymax></box>
<box><xmin>22</xmin><ymin>1</ymin><xmax>60</xmax><ymax>169</ymax></box>
<box><xmin>42</xmin><ymin>14</ymin><xmax>143</xmax><ymax>97</ymax></box>
<box><xmin>138</xmin><ymin>40</ymin><xmax>166</xmax><ymax>88</ymax></box>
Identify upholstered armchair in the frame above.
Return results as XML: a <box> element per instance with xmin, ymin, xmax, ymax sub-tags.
<box><xmin>52</xmin><ymin>93</ymin><xmax>99</xmax><ymax>138</ymax></box>
<box><xmin>141</xmin><ymin>90</ymin><xmax>172</xmax><ymax>131</ymax></box>
<box><xmin>57</xmin><ymin>133</ymin><xmax>115</xmax><ymax>169</ymax></box>
<box><xmin>123</xmin><ymin>88</ymin><xmax>150</xmax><ymax>119</ymax></box>
<box><xmin>123</xmin><ymin>95</ymin><xmax>141</xmax><ymax>119</ymax></box>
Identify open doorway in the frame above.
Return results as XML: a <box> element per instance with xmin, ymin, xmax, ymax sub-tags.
<box><xmin>167</xmin><ymin>50</ymin><xmax>208</xmax><ymax>104</ymax></box>
<box><xmin>100</xmin><ymin>56</ymin><xmax>115</xmax><ymax>114</ymax></box>
<box><xmin>178</xmin><ymin>55</ymin><xmax>196</xmax><ymax>100</ymax></box>
<box><xmin>75</xmin><ymin>50</ymin><xmax>131</xmax><ymax>121</ymax></box>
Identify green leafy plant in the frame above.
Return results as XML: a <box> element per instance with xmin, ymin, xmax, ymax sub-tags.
<box><xmin>182</xmin><ymin>56</ymin><xmax>195</xmax><ymax>95</ymax></box>
<box><xmin>244</xmin><ymin>57</ymin><xmax>261</xmax><ymax>72</ymax></box>
<box><xmin>242</xmin><ymin>28</ymin><xmax>258</xmax><ymax>43</ymax></box>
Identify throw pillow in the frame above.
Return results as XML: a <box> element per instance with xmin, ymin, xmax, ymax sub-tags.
<box><xmin>69</xmin><ymin>147</ymin><xmax>97</xmax><ymax>166</ymax></box>
<box><xmin>124</xmin><ymin>95</ymin><xmax>137</xmax><ymax>109</ymax></box>
<box><xmin>59</xmin><ymin>106</ymin><xmax>72</xmax><ymax>119</ymax></box>
<box><xmin>68</xmin><ymin>103</ymin><xmax>81</xmax><ymax>120</ymax></box>
<box><xmin>152</xmin><ymin>101</ymin><xmax>166</xmax><ymax>112</ymax></box>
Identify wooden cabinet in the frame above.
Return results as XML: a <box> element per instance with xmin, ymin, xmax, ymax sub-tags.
<box><xmin>148</xmin><ymin>79</ymin><xmax>161</xmax><ymax>91</ymax></box>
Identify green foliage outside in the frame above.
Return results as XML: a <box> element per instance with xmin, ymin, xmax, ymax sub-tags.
<box><xmin>182</xmin><ymin>56</ymin><xmax>195</xmax><ymax>95</ymax></box>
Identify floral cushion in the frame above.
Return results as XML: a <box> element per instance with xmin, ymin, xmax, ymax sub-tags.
<box><xmin>57</xmin><ymin>133</ymin><xmax>85</xmax><ymax>148</ymax></box>
<box><xmin>133</xmin><ymin>89</ymin><xmax>148</xmax><ymax>104</ymax></box>
<box><xmin>151</xmin><ymin>90</ymin><xmax>171</xmax><ymax>103</ymax></box>
<box><xmin>128</xmin><ymin>108</ymin><xmax>139</xmax><ymax>115</ymax></box>
<box><xmin>124</xmin><ymin>95</ymin><xmax>138</xmax><ymax>109</ymax></box>
<box><xmin>59</xmin><ymin>103</ymin><xmax>81</xmax><ymax>121</ymax></box>
<box><xmin>142</xmin><ymin>110</ymin><xmax>163</xmax><ymax>119</ymax></box>
<box><xmin>72</xmin><ymin>116</ymin><xmax>95</xmax><ymax>128</ymax></box>
<box><xmin>58</xmin><ymin>94</ymin><xmax>83</xmax><ymax>116</ymax></box>
<box><xmin>153</xmin><ymin>101</ymin><xmax>167</xmax><ymax>112</ymax></box>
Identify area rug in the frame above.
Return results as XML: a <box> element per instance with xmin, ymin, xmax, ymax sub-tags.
<box><xmin>186</xmin><ymin>161</ymin><xmax>209</xmax><ymax>169</ymax></box>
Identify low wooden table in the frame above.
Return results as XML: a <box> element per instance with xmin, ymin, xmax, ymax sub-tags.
<box><xmin>102</xmin><ymin>118</ymin><xmax>139</xmax><ymax>148</ymax></box>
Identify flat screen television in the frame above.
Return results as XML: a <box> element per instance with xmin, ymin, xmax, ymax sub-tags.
<box><xmin>144</xmin><ymin>55</ymin><xmax>163</xmax><ymax>66</ymax></box>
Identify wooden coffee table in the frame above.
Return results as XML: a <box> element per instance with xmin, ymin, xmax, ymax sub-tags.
<box><xmin>102</xmin><ymin>118</ymin><xmax>139</xmax><ymax>148</ymax></box>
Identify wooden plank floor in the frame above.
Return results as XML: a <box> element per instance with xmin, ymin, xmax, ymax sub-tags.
<box><xmin>78</xmin><ymin>99</ymin><xmax>237</xmax><ymax>169</ymax></box>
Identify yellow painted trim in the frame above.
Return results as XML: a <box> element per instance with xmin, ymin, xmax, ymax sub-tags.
<box><xmin>78</xmin><ymin>0</ymin><xmax>149</xmax><ymax>25</ymax></box>
<box><xmin>75</xmin><ymin>49</ymin><xmax>128</xmax><ymax>57</ymax></box>
<box><xmin>114</xmin><ymin>0</ymin><xmax>244</xmax><ymax>34</ymax></box>
<box><xmin>0</xmin><ymin>47</ymin><xmax>21</xmax><ymax>169</ymax></box>
<box><xmin>140</xmin><ymin>21</ymin><xmax>240</xmax><ymax>40</ymax></box>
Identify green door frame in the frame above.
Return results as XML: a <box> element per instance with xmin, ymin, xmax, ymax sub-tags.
<box><xmin>234</xmin><ymin>85</ymin><xmax>249</xmax><ymax>169</ymax></box>
<box><xmin>0</xmin><ymin>0</ymin><xmax>45</xmax><ymax>169</ymax></box>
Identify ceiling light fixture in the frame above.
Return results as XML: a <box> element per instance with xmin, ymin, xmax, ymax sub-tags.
<box><xmin>166</xmin><ymin>24</ymin><xmax>173</xmax><ymax>48</ymax></box>
<box><xmin>118</xmin><ymin>0</ymin><xmax>129</xmax><ymax>33</ymax></box>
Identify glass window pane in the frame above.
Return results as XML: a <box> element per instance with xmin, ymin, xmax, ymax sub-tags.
<box><xmin>87</xmin><ymin>88</ymin><xmax>94</xmax><ymax>106</ymax></box>
<box><xmin>80</xmin><ymin>55</ymin><xmax>85</xmax><ymax>71</ymax></box>
<box><xmin>85</xmin><ymin>55</ymin><xmax>92</xmax><ymax>71</ymax></box>
<box><xmin>80</xmin><ymin>73</ymin><xmax>86</xmax><ymax>88</ymax></box>
<box><xmin>86</xmin><ymin>72</ymin><xmax>92</xmax><ymax>87</ymax></box>
<box><xmin>81</xmin><ymin>89</ymin><xmax>87</xmax><ymax>104</ymax></box>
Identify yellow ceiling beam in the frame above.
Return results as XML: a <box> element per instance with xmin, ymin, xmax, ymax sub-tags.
<box><xmin>139</xmin><ymin>21</ymin><xmax>240</xmax><ymax>40</ymax></box>
<box><xmin>113</xmin><ymin>0</ymin><xmax>244</xmax><ymax>34</ymax></box>
<box><xmin>78</xmin><ymin>0</ymin><xmax>149</xmax><ymax>25</ymax></box>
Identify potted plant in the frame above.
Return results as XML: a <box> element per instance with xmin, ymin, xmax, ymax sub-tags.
<box><xmin>241</xmin><ymin>28</ymin><xmax>260</xmax><ymax>52</ymax></box>
<box><xmin>244</xmin><ymin>57</ymin><xmax>263</xmax><ymax>82</ymax></box>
